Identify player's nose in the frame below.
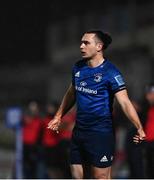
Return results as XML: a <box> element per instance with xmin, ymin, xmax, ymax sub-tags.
<box><xmin>80</xmin><ymin>43</ymin><xmax>85</xmax><ymax>49</ymax></box>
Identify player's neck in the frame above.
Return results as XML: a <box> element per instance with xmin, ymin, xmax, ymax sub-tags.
<box><xmin>87</xmin><ymin>54</ymin><xmax>105</xmax><ymax>68</ymax></box>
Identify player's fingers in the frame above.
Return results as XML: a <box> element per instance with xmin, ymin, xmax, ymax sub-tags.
<box><xmin>133</xmin><ymin>136</ymin><xmax>140</xmax><ymax>142</ymax></box>
<box><xmin>47</xmin><ymin>120</ymin><xmax>57</xmax><ymax>129</ymax></box>
<box><xmin>133</xmin><ymin>138</ymin><xmax>140</xmax><ymax>143</ymax></box>
<box><xmin>47</xmin><ymin>124</ymin><xmax>52</xmax><ymax>129</ymax></box>
<box><xmin>47</xmin><ymin>121</ymin><xmax>53</xmax><ymax>128</ymax></box>
<box><xmin>52</xmin><ymin>126</ymin><xmax>59</xmax><ymax>131</ymax></box>
<box><xmin>133</xmin><ymin>136</ymin><xmax>144</xmax><ymax>144</ymax></box>
<box><xmin>47</xmin><ymin>123</ymin><xmax>54</xmax><ymax>129</ymax></box>
<box><xmin>133</xmin><ymin>136</ymin><xmax>139</xmax><ymax>140</ymax></box>
<box><xmin>135</xmin><ymin>133</ymin><xmax>145</xmax><ymax>140</ymax></box>
<box><xmin>133</xmin><ymin>139</ymin><xmax>139</xmax><ymax>143</ymax></box>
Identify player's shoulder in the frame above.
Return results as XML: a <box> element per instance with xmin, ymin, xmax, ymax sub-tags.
<box><xmin>106</xmin><ymin>60</ymin><xmax>121</xmax><ymax>75</ymax></box>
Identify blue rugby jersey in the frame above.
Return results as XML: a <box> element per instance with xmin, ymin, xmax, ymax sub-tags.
<box><xmin>72</xmin><ymin>59</ymin><xmax>126</xmax><ymax>132</ymax></box>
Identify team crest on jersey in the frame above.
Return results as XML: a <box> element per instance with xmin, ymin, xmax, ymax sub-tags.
<box><xmin>94</xmin><ymin>73</ymin><xmax>102</xmax><ymax>82</ymax></box>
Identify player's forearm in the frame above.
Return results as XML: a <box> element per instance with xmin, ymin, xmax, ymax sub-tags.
<box><xmin>55</xmin><ymin>84</ymin><xmax>76</xmax><ymax>119</ymax></box>
<box><xmin>120</xmin><ymin>100</ymin><xmax>143</xmax><ymax>130</ymax></box>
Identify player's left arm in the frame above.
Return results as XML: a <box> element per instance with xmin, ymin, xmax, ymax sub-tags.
<box><xmin>115</xmin><ymin>89</ymin><xmax>146</xmax><ymax>143</ymax></box>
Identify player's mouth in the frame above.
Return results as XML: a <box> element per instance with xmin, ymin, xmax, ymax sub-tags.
<box><xmin>81</xmin><ymin>51</ymin><xmax>86</xmax><ymax>55</ymax></box>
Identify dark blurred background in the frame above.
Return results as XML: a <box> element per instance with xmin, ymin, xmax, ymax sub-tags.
<box><xmin>0</xmin><ymin>0</ymin><xmax>154</xmax><ymax>178</ymax></box>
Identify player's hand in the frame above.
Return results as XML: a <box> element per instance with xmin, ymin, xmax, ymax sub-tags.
<box><xmin>133</xmin><ymin>128</ymin><xmax>146</xmax><ymax>144</ymax></box>
<box><xmin>47</xmin><ymin>117</ymin><xmax>61</xmax><ymax>133</ymax></box>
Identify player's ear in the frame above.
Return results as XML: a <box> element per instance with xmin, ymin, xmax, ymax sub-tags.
<box><xmin>97</xmin><ymin>43</ymin><xmax>103</xmax><ymax>52</ymax></box>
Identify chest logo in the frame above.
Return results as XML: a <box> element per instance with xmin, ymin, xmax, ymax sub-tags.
<box><xmin>80</xmin><ymin>81</ymin><xmax>87</xmax><ymax>86</ymax></box>
<box><xmin>100</xmin><ymin>155</ymin><xmax>108</xmax><ymax>162</ymax></box>
<box><xmin>94</xmin><ymin>73</ymin><xmax>102</xmax><ymax>82</ymax></box>
<box><xmin>75</xmin><ymin>71</ymin><xmax>80</xmax><ymax>77</ymax></box>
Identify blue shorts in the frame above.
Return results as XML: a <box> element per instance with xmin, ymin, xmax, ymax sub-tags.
<box><xmin>70</xmin><ymin>129</ymin><xmax>115</xmax><ymax>168</ymax></box>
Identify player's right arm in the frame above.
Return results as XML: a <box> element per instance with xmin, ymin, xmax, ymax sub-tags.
<box><xmin>47</xmin><ymin>83</ymin><xmax>76</xmax><ymax>132</ymax></box>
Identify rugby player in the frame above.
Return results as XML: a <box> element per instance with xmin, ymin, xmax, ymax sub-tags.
<box><xmin>47</xmin><ymin>30</ymin><xmax>146</xmax><ymax>179</ymax></box>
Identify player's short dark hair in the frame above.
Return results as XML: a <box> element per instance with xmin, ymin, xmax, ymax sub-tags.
<box><xmin>85</xmin><ymin>29</ymin><xmax>112</xmax><ymax>50</ymax></box>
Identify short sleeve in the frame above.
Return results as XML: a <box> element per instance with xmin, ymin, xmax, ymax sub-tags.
<box><xmin>109</xmin><ymin>72</ymin><xmax>126</xmax><ymax>94</ymax></box>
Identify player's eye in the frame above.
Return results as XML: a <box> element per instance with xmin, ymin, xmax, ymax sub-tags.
<box><xmin>81</xmin><ymin>41</ymin><xmax>90</xmax><ymax>45</ymax></box>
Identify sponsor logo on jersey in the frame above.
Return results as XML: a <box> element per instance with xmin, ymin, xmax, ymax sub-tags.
<box><xmin>75</xmin><ymin>86</ymin><xmax>97</xmax><ymax>95</ymax></box>
<box><xmin>75</xmin><ymin>71</ymin><xmax>80</xmax><ymax>77</ymax></box>
<box><xmin>100</xmin><ymin>155</ymin><xmax>108</xmax><ymax>162</ymax></box>
<box><xmin>94</xmin><ymin>73</ymin><xmax>102</xmax><ymax>82</ymax></box>
<box><xmin>80</xmin><ymin>81</ymin><xmax>87</xmax><ymax>86</ymax></box>
<box><xmin>114</xmin><ymin>75</ymin><xmax>125</xmax><ymax>86</ymax></box>
<box><xmin>111</xmin><ymin>156</ymin><xmax>113</xmax><ymax>161</ymax></box>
